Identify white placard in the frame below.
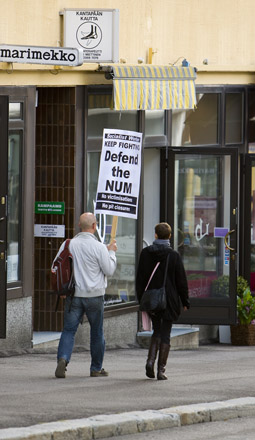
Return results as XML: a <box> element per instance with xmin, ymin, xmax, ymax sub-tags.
<box><xmin>95</xmin><ymin>129</ymin><xmax>143</xmax><ymax>219</ymax></box>
<box><xmin>34</xmin><ymin>224</ymin><xmax>65</xmax><ymax>238</ymax></box>
<box><xmin>62</xmin><ymin>9</ymin><xmax>119</xmax><ymax>62</ymax></box>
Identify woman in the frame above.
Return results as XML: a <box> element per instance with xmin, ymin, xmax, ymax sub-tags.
<box><xmin>136</xmin><ymin>222</ymin><xmax>190</xmax><ymax>380</ymax></box>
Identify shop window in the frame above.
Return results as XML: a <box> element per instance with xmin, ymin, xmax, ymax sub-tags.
<box><xmin>248</xmin><ymin>90</ymin><xmax>255</xmax><ymax>153</ymax></box>
<box><xmin>144</xmin><ymin>110</ymin><xmax>165</xmax><ymax>136</ymax></box>
<box><xmin>87</xmin><ymin>152</ymin><xmax>137</xmax><ymax>306</ymax></box>
<box><xmin>7</xmin><ymin>131</ymin><xmax>22</xmax><ymax>283</ymax></box>
<box><xmin>225</xmin><ymin>93</ymin><xmax>243</xmax><ymax>144</ymax></box>
<box><xmin>143</xmin><ymin>148</ymin><xmax>161</xmax><ymax>246</ymax></box>
<box><xmin>87</xmin><ymin>93</ymin><xmax>137</xmax><ymax>139</ymax></box>
<box><xmin>9</xmin><ymin>103</ymin><xmax>23</xmax><ymax>120</ymax></box>
<box><xmin>172</xmin><ymin>94</ymin><xmax>219</xmax><ymax>146</ymax></box>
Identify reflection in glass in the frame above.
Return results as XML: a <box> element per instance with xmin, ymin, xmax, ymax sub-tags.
<box><xmin>172</xmin><ymin>94</ymin><xmax>219</xmax><ymax>146</ymax></box>
<box><xmin>7</xmin><ymin>132</ymin><xmax>22</xmax><ymax>282</ymax></box>
<box><xmin>250</xmin><ymin>162</ymin><xmax>255</xmax><ymax>292</ymax></box>
<box><xmin>248</xmin><ymin>90</ymin><xmax>255</xmax><ymax>153</ymax></box>
<box><xmin>145</xmin><ymin>110</ymin><xmax>165</xmax><ymax>137</ymax></box>
<box><xmin>9</xmin><ymin>103</ymin><xmax>23</xmax><ymax>120</ymax></box>
<box><xmin>174</xmin><ymin>154</ymin><xmax>231</xmax><ymax>298</ymax></box>
<box><xmin>87</xmin><ymin>94</ymin><xmax>137</xmax><ymax>139</ymax></box>
<box><xmin>143</xmin><ymin>149</ymin><xmax>161</xmax><ymax>245</ymax></box>
<box><xmin>87</xmin><ymin>152</ymin><xmax>137</xmax><ymax>305</ymax></box>
<box><xmin>225</xmin><ymin>93</ymin><xmax>243</xmax><ymax>144</ymax></box>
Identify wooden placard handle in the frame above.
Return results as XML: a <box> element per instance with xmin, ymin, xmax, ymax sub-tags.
<box><xmin>110</xmin><ymin>216</ymin><xmax>118</xmax><ymax>243</ymax></box>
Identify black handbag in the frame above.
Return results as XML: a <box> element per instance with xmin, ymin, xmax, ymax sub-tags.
<box><xmin>139</xmin><ymin>254</ymin><xmax>169</xmax><ymax>313</ymax></box>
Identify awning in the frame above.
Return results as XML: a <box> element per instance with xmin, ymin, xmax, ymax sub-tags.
<box><xmin>106</xmin><ymin>65</ymin><xmax>197</xmax><ymax>111</ymax></box>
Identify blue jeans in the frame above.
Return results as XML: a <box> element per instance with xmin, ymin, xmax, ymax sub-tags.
<box><xmin>57</xmin><ymin>296</ymin><xmax>105</xmax><ymax>372</ymax></box>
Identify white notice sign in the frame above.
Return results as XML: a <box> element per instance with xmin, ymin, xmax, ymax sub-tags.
<box><xmin>95</xmin><ymin>129</ymin><xmax>143</xmax><ymax>219</ymax></box>
<box><xmin>62</xmin><ymin>9</ymin><xmax>119</xmax><ymax>62</ymax></box>
<box><xmin>34</xmin><ymin>224</ymin><xmax>65</xmax><ymax>238</ymax></box>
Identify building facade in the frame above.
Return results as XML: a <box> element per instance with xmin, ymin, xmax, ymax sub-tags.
<box><xmin>1</xmin><ymin>0</ymin><xmax>255</xmax><ymax>349</ymax></box>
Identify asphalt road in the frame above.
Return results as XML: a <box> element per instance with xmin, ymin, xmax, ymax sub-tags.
<box><xmin>1</xmin><ymin>345</ymin><xmax>255</xmax><ymax>429</ymax></box>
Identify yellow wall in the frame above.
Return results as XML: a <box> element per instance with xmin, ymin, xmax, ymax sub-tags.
<box><xmin>1</xmin><ymin>0</ymin><xmax>255</xmax><ymax>86</ymax></box>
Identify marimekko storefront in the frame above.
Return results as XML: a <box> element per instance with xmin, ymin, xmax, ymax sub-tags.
<box><xmin>2</xmin><ymin>73</ymin><xmax>255</xmax><ymax>347</ymax></box>
<box><xmin>33</xmin><ymin>77</ymin><xmax>255</xmax><ymax>339</ymax></box>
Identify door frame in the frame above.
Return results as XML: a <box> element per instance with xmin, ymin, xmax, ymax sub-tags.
<box><xmin>167</xmin><ymin>146</ymin><xmax>239</xmax><ymax>325</ymax></box>
<box><xmin>0</xmin><ymin>96</ymin><xmax>9</xmax><ymax>339</ymax></box>
<box><xmin>241</xmin><ymin>154</ymin><xmax>255</xmax><ymax>287</ymax></box>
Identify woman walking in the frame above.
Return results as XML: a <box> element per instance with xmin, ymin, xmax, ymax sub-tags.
<box><xmin>136</xmin><ymin>222</ymin><xmax>190</xmax><ymax>380</ymax></box>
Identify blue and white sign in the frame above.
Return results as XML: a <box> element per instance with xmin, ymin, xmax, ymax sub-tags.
<box><xmin>62</xmin><ymin>8</ymin><xmax>119</xmax><ymax>62</ymax></box>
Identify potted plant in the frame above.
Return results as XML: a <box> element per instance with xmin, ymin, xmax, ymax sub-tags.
<box><xmin>218</xmin><ymin>276</ymin><xmax>249</xmax><ymax>343</ymax></box>
<box><xmin>231</xmin><ymin>282</ymin><xmax>255</xmax><ymax>346</ymax></box>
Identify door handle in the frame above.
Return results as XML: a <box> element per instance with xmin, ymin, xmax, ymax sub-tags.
<box><xmin>224</xmin><ymin>230</ymin><xmax>235</xmax><ymax>251</ymax></box>
<box><xmin>0</xmin><ymin>217</ymin><xmax>4</xmax><ymax>221</ymax></box>
<box><xmin>0</xmin><ymin>240</ymin><xmax>4</xmax><ymax>244</ymax></box>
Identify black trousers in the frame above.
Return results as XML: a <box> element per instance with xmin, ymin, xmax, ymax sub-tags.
<box><xmin>150</xmin><ymin>314</ymin><xmax>172</xmax><ymax>345</ymax></box>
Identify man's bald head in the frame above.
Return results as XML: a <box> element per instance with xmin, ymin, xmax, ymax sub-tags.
<box><xmin>79</xmin><ymin>212</ymin><xmax>97</xmax><ymax>232</ymax></box>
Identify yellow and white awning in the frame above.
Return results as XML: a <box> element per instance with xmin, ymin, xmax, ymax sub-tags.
<box><xmin>110</xmin><ymin>65</ymin><xmax>197</xmax><ymax>111</ymax></box>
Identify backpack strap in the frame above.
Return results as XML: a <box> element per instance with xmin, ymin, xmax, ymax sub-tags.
<box><xmin>64</xmin><ymin>238</ymin><xmax>71</xmax><ymax>249</ymax></box>
<box><xmin>54</xmin><ymin>239</ymin><xmax>72</xmax><ymax>312</ymax></box>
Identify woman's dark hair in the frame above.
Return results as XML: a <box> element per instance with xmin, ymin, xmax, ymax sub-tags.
<box><xmin>155</xmin><ymin>222</ymin><xmax>172</xmax><ymax>239</ymax></box>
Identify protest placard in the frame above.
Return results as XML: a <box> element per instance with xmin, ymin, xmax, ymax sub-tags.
<box><xmin>95</xmin><ymin>128</ymin><xmax>143</xmax><ymax>220</ymax></box>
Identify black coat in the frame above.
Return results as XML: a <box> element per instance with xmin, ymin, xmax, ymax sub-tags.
<box><xmin>136</xmin><ymin>244</ymin><xmax>190</xmax><ymax>321</ymax></box>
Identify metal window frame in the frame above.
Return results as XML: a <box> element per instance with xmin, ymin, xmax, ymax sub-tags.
<box><xmin>0</xmin><ymin>87</ymin><xmax>36</xmax><ymax>301</ymax></box>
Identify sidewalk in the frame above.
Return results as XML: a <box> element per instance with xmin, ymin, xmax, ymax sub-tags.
<box><xmin>1</xmin><ymin>345</ymin><xmax>255</xmax><ymax>439</ymax></box>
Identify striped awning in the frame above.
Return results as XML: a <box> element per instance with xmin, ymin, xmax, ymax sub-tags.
<box><xmin>110</xmin><ymin>65</ymin><xmax>197</xmax><ymax>111</ymax></box>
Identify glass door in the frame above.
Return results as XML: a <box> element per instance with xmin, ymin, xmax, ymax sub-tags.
<box><xmin>167</xmin><ymin>148</ymin><xmax>238</xmax><ymax>324</ymax></box>
<box><xmin>242</xmin><ymin>155</ymin><xmax>255</xmax><ymax>293</ymax></box>
<box><xmin>0</xmin><ymin>96</ymin><xmax>8</xmax><ymax>338</ymax></box>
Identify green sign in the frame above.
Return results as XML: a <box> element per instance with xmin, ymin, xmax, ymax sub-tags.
<box><xmin>35</xmin><ymin>201</ymin><xmax>65</xmax><ymax>215</ymax></box>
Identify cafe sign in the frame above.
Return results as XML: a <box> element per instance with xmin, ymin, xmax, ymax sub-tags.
<box><xmin>0</xmin><ymin>44</ymin><xmax>83</xmax><ymax>66</ymax></box>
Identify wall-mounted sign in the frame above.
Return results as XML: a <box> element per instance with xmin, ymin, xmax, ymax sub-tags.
<box><xmin>35</xmin><ymin>202</ymin><xmax>65</xmax><ymax>215</ymax></box>
<box><xmin>34</xmin><ymin>224</ymin><xmax>65</xmax><ymax>238</ymax></box>
<box><xmin>95</xmin><ymin>128</ymin><xmax>143</xmax><ymax>219</ymax></box>
<box><xmin>0</xmin><ymin>44</ymin><xmax>83</xmax><ymax>66</ymax></box>
<box><xmin>61</xmin><ymin>9</ymin><xmax>119</xmax><ymax>62</ymax></box>
<box><xmin>214</xmin><ymin>227</ymin><xmax>229</xmax><ymax>238</ymax></box>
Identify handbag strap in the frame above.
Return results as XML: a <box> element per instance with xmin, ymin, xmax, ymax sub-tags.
<box><xmin>145</xmin><ymin>253</ymin><xmax>170</xmax><ymax>291</ymax></box>
<box><xmin>145</xmin><ymin>262</ymin><xmax>160</xmax><ymax>291</ymax></box>
<box><xmin>162</xmin><ymin>253</ymin><xmax>170</xmax><ymax>287</ymax></box>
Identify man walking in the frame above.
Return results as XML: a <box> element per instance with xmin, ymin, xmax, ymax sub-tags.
<box><xmin>54</xmin><ymin>212</ymin><xmax>117</xmax><ymax>378</ymax></box>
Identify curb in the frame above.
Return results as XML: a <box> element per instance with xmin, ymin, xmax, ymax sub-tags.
<box><xmin>1</xmin><ymin>397</ymin><xmax>255</xmax><ymax>439</ymax></box>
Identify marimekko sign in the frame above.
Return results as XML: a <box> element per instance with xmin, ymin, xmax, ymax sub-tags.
<box><xmin>0</xmin><ymin>45</ymin><xmax>83</xmax><ymax>66</ymax></box>
<box><xmin>95</xmin><ymin>129</ymin><xmax>143</xmax><ymax>219</ymax></box>
<box><xmin>62</xmin><ymin>9</ymin><xmax>119</xmax><ymax>62</ymax></box>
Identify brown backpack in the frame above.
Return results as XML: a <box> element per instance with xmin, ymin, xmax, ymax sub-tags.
<box><xmin>51</xmin><ymin>239</ymin><xmax>75</xmax><ymax>310</ymax></box>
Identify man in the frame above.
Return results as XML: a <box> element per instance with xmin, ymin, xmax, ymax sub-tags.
<box><xmin>136</xmin><ymin>222</ymin><xmax>190</xmax><ymax>380</ymax></box>
<box><xmin>54</xmin><ymin>212</ymin><xmax>117</xmax><ymax>379</ymax></box>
